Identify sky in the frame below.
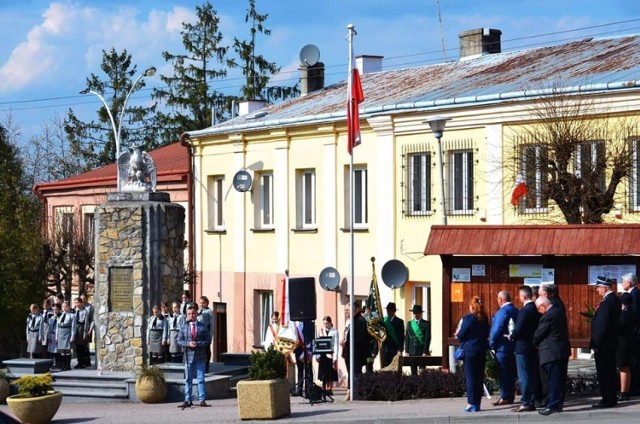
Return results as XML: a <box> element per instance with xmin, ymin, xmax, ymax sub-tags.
<box><xmin>2</xmin><ymin>0</ymin><xmax>640</xmax><ymax>142</ymax></box>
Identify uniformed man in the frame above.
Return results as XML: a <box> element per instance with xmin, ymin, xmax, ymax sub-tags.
<box><xmin>381</xmin><ymin>302</ymin><xmax>405</xmax><ymax>368</ymax></box>
<box><xmin>73</xmin><ymin>297</ymin><xmax>91</xmax><ymax>368</ymax></box>
<box><xmin>197</xmin><ymin>296</ymin><xmax>215</xmax><ymax>373</ymax></box>
<box><xmin>79</xmin><ymin>293</ymin><xmax>94</xmax><ymax>367</ymax></box>
<box><xmin>404</xmin><ymin>305</ymin><xmax>431</xmax><ymax>376</ymax></box>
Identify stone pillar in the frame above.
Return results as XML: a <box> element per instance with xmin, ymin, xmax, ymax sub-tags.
<box><xmin>94</xmin><ymin>192</ymin><xmax>185</xmax><ymax>371</ymax></box>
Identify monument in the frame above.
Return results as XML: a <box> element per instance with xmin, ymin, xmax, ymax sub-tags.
<box><xmin>94</xmin><ymin>146</ymin><xmax>185</xmax><ymax>371</ymax></box>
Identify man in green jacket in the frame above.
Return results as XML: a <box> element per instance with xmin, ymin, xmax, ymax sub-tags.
<box><xmin>405</xmin><ymin>305</ymin><xmax>431</xmax><ymax>375</ymax></box>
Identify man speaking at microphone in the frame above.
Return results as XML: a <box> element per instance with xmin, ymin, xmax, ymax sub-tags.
<box><xmin>178</xmin><ymin>305</ymin><xmax>212</xmax><ymax>409</ymax></box>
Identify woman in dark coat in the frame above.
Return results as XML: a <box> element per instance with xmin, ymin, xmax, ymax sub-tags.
<box><xmin>456</xmin><ymin>296</ymin><xmax>490</xmax><ymax>412</ymax></box>
<box><xmin>617</xmin><ymin>292</ymin><xmax>636</xmax><ymax>401</ymax></box>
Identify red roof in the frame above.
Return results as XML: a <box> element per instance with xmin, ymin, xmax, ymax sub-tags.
<box><xmin>33</xmin><ymin>142</ymin><xmax>189</xmax><ymax>193</ymax></box>
<box><xmin>424</xmin><ymin>224</ymin><xmax>640</xmax><ymax>256</ymax></box>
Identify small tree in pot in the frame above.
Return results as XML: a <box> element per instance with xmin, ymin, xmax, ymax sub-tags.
<box><xmin>237</xmin><ymin>346</ymin><xmax>290</xmax><ymax>420</ymax></box>
<box><xmin>6</xmin><ymin>373</ymin><xmax>63</xmax><ymax>424</ymax></box>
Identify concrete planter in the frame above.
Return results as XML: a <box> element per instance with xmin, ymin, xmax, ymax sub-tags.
<box><xmin>237</xmin><ymin>378</ymin><xmax>291</xmax><ymax>420</ymax></box>
<box><xmin>6</xmin><ymin>391</ymin><xmax>63</xmax><ymax>424</ymax></box>
<box><xmin>135</xmin><ymin>377</ymin><xmax>167</xmax><ymax>404</ymax></box>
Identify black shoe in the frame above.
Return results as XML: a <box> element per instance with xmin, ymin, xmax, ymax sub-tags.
<box><xmin>198</xmin><ymin>401</ymin><xmax>210</xmax><ymax>407</ymax></box>
<box><xmin>538</xmin><ymin>408</ymin><xmax>558</xmax><ymax>416</ymax></box>
<box><xmin>74</xmin><ymin>364</ymin><xmax>85</xmax><ymax>369</ymax></box>
<box><xmin>592</xmin><ymin>402</ymin><xmax>616</xmax><ymax>409</ymax></box>
<box><xmin>178</xmin><ymin>401</ymin><xmax>192</xmax><ymax>409</ymax></box>
<box><xmin>619</xmin><ymin>393</ymin><xmax>630</xmax><ymax>401</ymax></box>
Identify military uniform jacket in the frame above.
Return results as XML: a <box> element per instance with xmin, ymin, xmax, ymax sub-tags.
<box><xmin>178</xmin><ymin>320</ymin><xmax>211</xmax><ymax>364</ymax></box>
<box><xmin>533</xmin><ymin>305</ymin><xmax>570</xmax><ymax>366</ymax></box>
<box><xmin>40</xmin><ymin>310</ymin><xmax>52</xmax><ymax>347</ymax></box>
<box><xmin>168</xmin><ymin>313</ymin><xmax>185</xmax><ymax>354</ymax></box>
<box><xmin>405</xmin><ymin>319</ymin><xmax>431</xmax><ymax>356</ymax></box>
<box><xmin>55</xmin><ymin>311</ymin><xmax>76</xmax><ymax>350</ymax></box>
<box><xmin>46</xmin><ymin>314</ymin><xmax>59</xmax><ymax>353</ymax></box>
<box><xmin>147</xmin><ymin>315</ymin><xmax>169</xmax><ymax>353</ymax></box>
<box><xmin>590</xmin><ymin>291</ymin><xmax>621</xmax><ymax>353</ymax></box>
<box><xmin>26</xmin><ymin>313</ymin><xmax>43</xmax><ymax>354</ymax></box>
<box><xmin>381</xmin><ymin>315</ymin><xmax>405</xmax><ymax>355</ymax></box>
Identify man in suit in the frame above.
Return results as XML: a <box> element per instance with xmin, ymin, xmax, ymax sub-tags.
<box><xmin>510</xmin><ymin>286</ymin><xmax>541</xmax><ymax>412</ymax></box>
<box><xmin>490</xmin><ymin>291</ymin><xmax>518</xmax><ymax>405</ymax></box>
<box><xmin>404</xmin><ymin>305</ymin><xmax>431</xmax><ymax>376</ymax></box>
<box><xmin>380</xmin><ymin>302</ymin><xmax>404</xmax><ymax>368</ymax></box>
<box><xmin>533</xmin><ymin>296</ymin><xmax>570</xmax><ymax>416</ymax></box>
<box><xmin>341</xmin><ymin>302</ymin><xmax>370</xmax><ymax>400</ymax></box>
<box><xmin>590</xmin><ymin>276</ymin><xmax>621</xmax><ymax>409</ymax></box>
<box><xmin>178</xmin><ymin>305</ymin><xmax>212</xmax><ymax>408</ymax></box>
<box><xmin>621</xmin><ymin>273</ymin><xmax>640</xmax><ymax>395</ymax></box>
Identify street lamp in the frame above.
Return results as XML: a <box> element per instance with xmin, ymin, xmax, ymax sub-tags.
<box><xmin>80</xmin><ymin>66</ymin><xmax>156</xmax><ymax>191</ymax></box>
<box><xmin>425</xmin><ymin>115</ymin><xmax>451</xmax><ymax>225</ymax></box>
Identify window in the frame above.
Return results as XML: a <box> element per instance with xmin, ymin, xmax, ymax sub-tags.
<box><xmin>344</xmin><ymin>166</ymin><xmax>368</xmax><ymax>228</ymax></box>
<box><xmin>521</xmin><ymin>145</ymin><xmax>549</xmax><ymax>210</ymax></box>
<box><xmin>207</xmin><ymin>175</ymin><xmax>225</xmax><ymax>230</ymax></box>
<box><xmin>255</xmin><ymin>290</ymin><xmax>273</xmax><ymax>346</ymax></box>
<box><xmin>575</xmin><ymin>141</ymin><xmax>606</xmax><ymax>193</ymax></box>
<box><xmin>83</xmin><ymin>213</ymin><xmax>94</xmax><ymax>249</ymax></box>
<box><xmin>407</xmin><ymin>152</ymin><xmax>431</xmax><ymax>215</ymax></box>
<box><xmin>255</xmin><ymin>172</ymin><xmax>274</xmax><ymax>229</ymax></box>
<box><xmin>632</xmin><ymin>139</ymin><xmax>640</xmax><ymax>211</ymax></box>
<box><xmin>449</xmin><ymin>150</ymin><xmax>474</xmax><ymax>214</ymax></box>
<box><xmin>296</xmin><ymin>169</ymin><xmax>316</xmax><ymax>229</ymax></box>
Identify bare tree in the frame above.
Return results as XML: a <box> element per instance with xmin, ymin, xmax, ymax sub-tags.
<box><xmin>509</xmin><ymin>92</ymin><xmax>638</xmax><ymax>224</ymax></box>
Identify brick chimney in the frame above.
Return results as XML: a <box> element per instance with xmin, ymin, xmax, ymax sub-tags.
<box><xmin>356</xmin><ymin>55</ymin><xmax>383</xmax><ymax>74</ymax></box>
<box><xmin>299</xmin><ymin>62</ymin><xmax>325</xmax><ymax>96</ymax></box>
<box><xmin>459</xmin><ymin>28</ymin><xmax>501</xmax><ymax>60</ymax></box>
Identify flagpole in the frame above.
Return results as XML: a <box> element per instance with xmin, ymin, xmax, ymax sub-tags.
<box><xmin>347</xmin><ymin>22</ymin><xmax>356</xmax><ymax>402</ymax></box>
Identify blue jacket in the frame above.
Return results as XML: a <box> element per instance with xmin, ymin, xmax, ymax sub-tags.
<box><xmin>490</xmin><ymin>303</ymin><xmax>518</xmax><ymax>353</ymax></box>
<box><xmin>456</xmin><ymin>313</ymin><xmax>489</xmax><ymax>356</ymax></box>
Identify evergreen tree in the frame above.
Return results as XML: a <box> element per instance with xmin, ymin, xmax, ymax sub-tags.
<box><xmin>0</xmin><ymin>125</ymin><xmax>45</xmax><ymax>359</ymax></box>
<box><xmin>152</xmin><ymin>1</ymin><xmax>230</xmax><ymax>140</ymax></box>
<box><xmin>229</xmin><ymin>0</ymin><xmax>299</xmax><ymax>102</ymax></box>
<box><xmin>65</xmin><ymin>48</ymin><xmax>158</xmax><ymax>171</ymax></box>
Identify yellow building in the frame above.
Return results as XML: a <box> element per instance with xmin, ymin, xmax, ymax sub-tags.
<box><xmin>185</xmin><ymin>29</ymin><xmax>640</xmax><ymax>371</ymax></box>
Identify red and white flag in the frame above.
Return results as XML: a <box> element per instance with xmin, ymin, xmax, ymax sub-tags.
<box><xmin>280</xmin><ymin>276</ymin><xmax>289</xmax><ymax>325</ymax></box>
<box><xmin>510</xmin><ymin>175</ymin><xmax>528</xmax><ymax>207</ymax></box>
<box><xmin>347</xmin><ymin>66</ymin><xmax>364</xmax><ymax>154</ymax></box>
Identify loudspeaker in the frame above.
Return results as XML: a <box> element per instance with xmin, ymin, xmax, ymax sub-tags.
<box><xmin>289</xmin><ymin>277</ymin><xmax>316</xmax><ymax>321</ymax></box>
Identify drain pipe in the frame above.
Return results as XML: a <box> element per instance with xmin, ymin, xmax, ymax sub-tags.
<box><xmin>180</xmin><ymin>132</ymin><xmax>196</xmax><ymax>297</ymax></box>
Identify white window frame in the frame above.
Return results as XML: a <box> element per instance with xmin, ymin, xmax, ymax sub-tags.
<box><xmin>255</xmin><ymin>172</ymin><xmax>274</xmax><ymax>229</ymax></box>
<box><xmin>207</xmin><ymin>175</ymin><xmax>225</xmax><ymax>231</ymax></box>
<box><xmin>521</xmin><ymin>144</ymin><xmax>549</xmax><ymax>212</ymax></box>
<box><xmin>344</xmin><ymin>166</ymin><xmax>368</xmax><ymax>229</ymax></box>
<box><xmin>257</xmin><ymin>290</ymin><xmax>273</xmax><ymax>346</ymax></box>
<box><xmin>407</xmin><ymin>152</ymin><xmax>431</xmax><ymax>215</ymax></box>
<box><xmin>448</xmin><ymin>149</ymin><xmax>474</xmax><ymax>215</ymax></box>
<box><xmin>296</xmin><ymin>169</ymin><xmax>316</xmax><ymax>229</ymax></box>
<box><xmin>575</xmin><ymin>140</ymin><xmax>606</xmax><ymax>193</ymax></box>
<box><xmin>632</xmin><ymin>139</ymin><xmax>640</xmax><ymax>212</ymax></box>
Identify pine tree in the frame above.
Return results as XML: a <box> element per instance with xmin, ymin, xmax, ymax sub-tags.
<box><xmin>152</xmin><ymin>1</ymin><xmax>230</xmax><ymax>140</ymax></box>
<box><xmin>65</xmin><ymin>48</ymin><xmax>158</xmax><ymax>171</ymax></box>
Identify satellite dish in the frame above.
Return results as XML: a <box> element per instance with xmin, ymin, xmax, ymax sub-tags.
<box><xmin>381</xmin><ymin>259</ymin><xmax>408</xmax><ymax>289</ymax></box>
<box><xmin>299</xmin><ymin>44</ymin><xmax>320</xmax><ymax>67</ymax></box>
<box><xmin>232</xmin><ymin>170</ymin><xmax>252</xmax><ymax>192</ymax></box>
<box><xmin>319</xmin><ymin>266</ymin><xmax>340</xmax><ymax>291</ymax></box>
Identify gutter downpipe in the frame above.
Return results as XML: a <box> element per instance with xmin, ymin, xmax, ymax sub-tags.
<box><xmin>180</xmin><ymin>133</ymin><xmax>196</xmax><ymax>297</ymax></box>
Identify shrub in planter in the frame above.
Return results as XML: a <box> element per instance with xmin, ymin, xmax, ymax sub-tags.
<box><xmin>357</xmin><ymin>369</ymin><xmax>465</xmax><ymax>401</ymax></box>
<box><xmin>6</xmin><ymin>373</ymin><xmax>63</xmax><ymax>424</ymax></box>
<box><xmin>238</xmin><ymin>346</ymin><xmax>290</xmax><ymax>420</ymax></box>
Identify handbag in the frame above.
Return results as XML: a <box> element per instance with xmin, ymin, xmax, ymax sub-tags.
<box><xmin>454</xmin><ymin>345</ymin><xmax>464</xmax><ymax>360</ymax></box>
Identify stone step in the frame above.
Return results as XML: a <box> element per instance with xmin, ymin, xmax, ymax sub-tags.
<box><xmin>2</xmin><ymin>358</ymin><xmax>53</xmax><ymax>376</ymax></box>
<box><xmin>221</xmin><ymin>352</ymin><xmax>251</xmax><ymax>366</ymax></box>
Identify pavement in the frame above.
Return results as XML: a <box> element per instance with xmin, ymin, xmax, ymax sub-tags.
<box><xmin>4</xmin><ymin>388</ymin><xmax>640</xmax><ymax>424</ymax></box>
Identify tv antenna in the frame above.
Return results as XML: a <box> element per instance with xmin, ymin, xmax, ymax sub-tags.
<box><xmin>435</xmin><ymin>0</ymin><xmax>447</xmax><ymax>61</ymax></box>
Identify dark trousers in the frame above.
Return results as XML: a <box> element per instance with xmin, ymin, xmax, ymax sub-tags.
<box><xmin>463</xmin><ymin>352</ymin><xmax>486</xmax><ymax>407</ymax></box>
<box><xmin>380</xmin><ymin>350</ymin><xmax>396</xmax><ymax>368</ymax></box>
<box><xmin>495</xmin><ymin>351</ymin><xmax>516</xmax><ymax>402</ymax></box>
<box><xmin>542</xmin><ymin>360</ymin><xmax>565</xmax><ymax>411</ymax></box>
<box><xmin>595</xmin><ymin>349</ymin><xmax>618</xmax><ymax>405</ymax></box>
<box><xmin>205</xmin><ymin>345</ymin><xmax>211</xmax><ymax>373</ymax></box>
<box><xmin>516</xmin><ymin>353</ymin><xmax>538</xmax><ymax>406</ymax></box>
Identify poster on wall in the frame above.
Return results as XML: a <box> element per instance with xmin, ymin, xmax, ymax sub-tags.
<box><xmin>541</xmin><ymin>268</ymin><xmax>555</xmax><ymax>284</ymax></box>
<box><xmin>452</xmin><ymin>268</ymin><xmax>471</xmax><ymax>282</ymax></box>
<box><xmin>524</xmin><ymin>278</ymin><xmax>542</xmax><ymax>286</ymax></box>
<box><xmin>509</xmin><ymin>264</ymin><xmax>543</xmax><ymax>278</ymax></box>
<box><xmin>588</xmin><ymin>264</ymin><xmax>637</xmax><ymax>292</ymax></box>
<box><xmin>451</xmin><ymin>283</ymin><xmax>464</xmax><ymax>302</ymax></box>
<box><xmin>472</xmin><ymin>264</ymin><xmax>485</xmax><ymax>276</ymax></box>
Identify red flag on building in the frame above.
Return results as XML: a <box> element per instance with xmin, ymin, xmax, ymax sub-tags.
<box><xmin>510</xmin><ymin>175</ymin><xmax>528</xmax><ymax>207</ymax></box>
<box><xmin>347</xmin><ymin>67</ymin><xmax>364</xmax><ymax>154</ymax></box>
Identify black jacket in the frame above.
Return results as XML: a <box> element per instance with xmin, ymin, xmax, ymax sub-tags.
<box><xmin>590</xmin><ymin>291</ymin><xmax>621</xmax><ymax>352</ymax></box>
<box><xmin>511</xmin><ymin>301</ymin><xmax>541</xmax><ymax>355</ymax></box>
<box><xmin>381</xmin><ymin>315</ymin><xmax>405</xmax><ymax>354</ymax></box>
<box><xmin>533</xmin><ymin>305</ymin><xmax>570</xmax><ymax>366</ymax></box>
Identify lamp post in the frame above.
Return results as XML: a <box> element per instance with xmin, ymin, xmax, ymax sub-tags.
<box><xmin>80</xmin><ymin>66</ymin><xmax>156</xmax><ymax>191</ymax></box>
<box><xmin>426</xmin><ymin>116</ymin><xmax>451</xmax><ymax>225</ymax></box>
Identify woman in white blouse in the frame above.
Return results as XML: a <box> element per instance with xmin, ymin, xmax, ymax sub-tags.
<box><xmin>316</xmin><ymin>315</ymin><xmax>339</xmax><ymax>395</ymax></box>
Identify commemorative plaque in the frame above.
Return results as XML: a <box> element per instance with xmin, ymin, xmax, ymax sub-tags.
<box><xmin>109</xmin><ymin>267</ymin><xmax>133</xmax><ymax>311</ymax></box>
